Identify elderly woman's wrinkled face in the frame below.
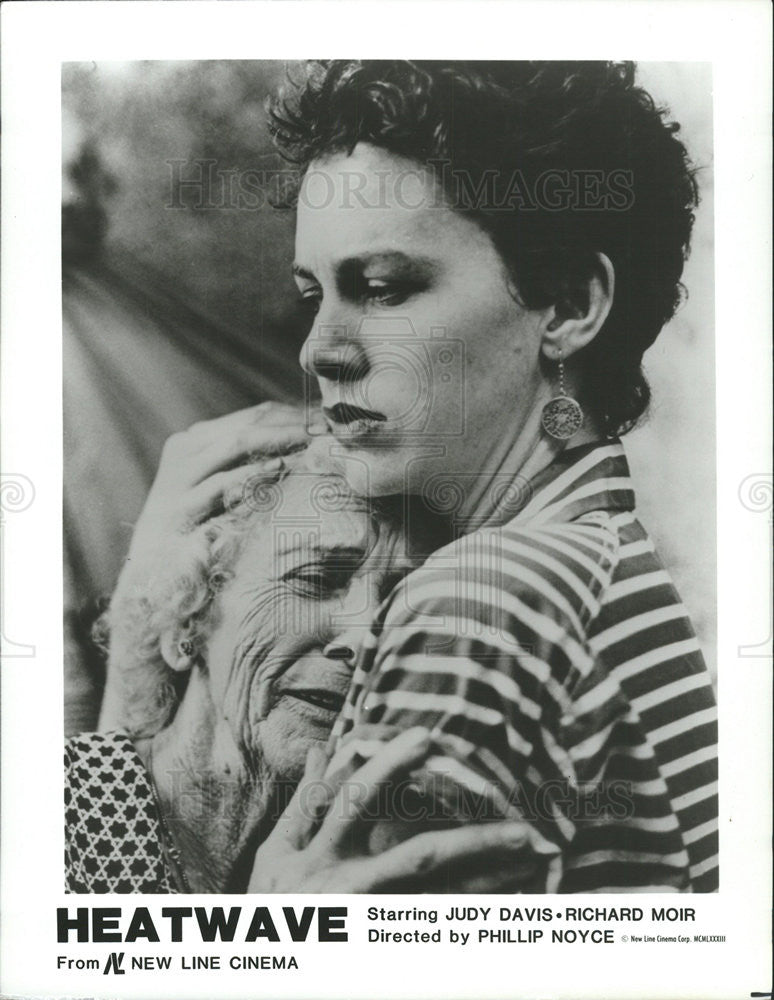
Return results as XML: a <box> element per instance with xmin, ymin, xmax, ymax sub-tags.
<box><xmin>294</xmin><ymin>143</ymin><xmax>548</xmax><ymax>498</ymax></box>
<box><xmin>204</xmin><ymin>474</ymin><xmax>405</xmax><ymax>782</ymax></box>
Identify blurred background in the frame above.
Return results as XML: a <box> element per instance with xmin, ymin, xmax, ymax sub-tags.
<box><xmin>62</xmin><ymin>61</ymin><xmax>715</xmax><ymax>735</ymax></box>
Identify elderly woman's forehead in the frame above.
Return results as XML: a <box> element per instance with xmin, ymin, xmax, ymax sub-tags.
<box><xmin>278</xmin><ymin>473</ymin><xmax>360</xmax><ymax>516</ymax></box>
<box><xmin>243</xmin><ymin>474</ymin><xmax>373</xmax><ymax>551</ymax></box>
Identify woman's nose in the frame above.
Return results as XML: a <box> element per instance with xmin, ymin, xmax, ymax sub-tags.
<box><xmin>298</xmin><ymin>314</ymin><xmax>369</xmax><ymax>383</ymax></box>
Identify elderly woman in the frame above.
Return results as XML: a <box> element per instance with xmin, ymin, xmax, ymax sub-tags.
<box><xmin>69</xmin><ymin>451</ymin><xmax>545</xmax><ymax>892</ymax></box>
<box><xmin>105</xmin><ymin>62</ymin><xmax>718</xmax><ymax>893</ymax></box>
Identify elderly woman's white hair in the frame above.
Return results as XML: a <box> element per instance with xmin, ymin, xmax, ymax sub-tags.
<box><xmin>96</xmin><ymin>451</ymin><xmax>367</xmax><ymax>738</ymax></box>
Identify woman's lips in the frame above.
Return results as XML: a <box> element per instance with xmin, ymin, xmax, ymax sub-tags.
<box><xmin>323</xmin><ymin>402</ymin><xmax>387</xmax><ymax>437</ymax></box>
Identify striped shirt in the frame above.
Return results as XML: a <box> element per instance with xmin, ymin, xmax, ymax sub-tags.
<box><xmin>331</xmin><ymin>440</ymin><xmax>718</xmax><ymax>892</ymax></box>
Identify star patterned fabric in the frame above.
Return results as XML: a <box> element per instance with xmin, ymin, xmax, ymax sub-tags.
<box><xmin>65</xmin><ymin>731</ymin><xmax>176</xmax><ymax>892</ymax></box>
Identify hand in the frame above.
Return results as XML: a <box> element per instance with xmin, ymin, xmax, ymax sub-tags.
<box><xmin>122</xmin><ymin>402</ymin><xmax>318</xmax><ymax>575</ymax></box>
<box><xmin>247</xmin><ymin>728</ymin><xmax>561</xmax><ymax>893</ymax></box>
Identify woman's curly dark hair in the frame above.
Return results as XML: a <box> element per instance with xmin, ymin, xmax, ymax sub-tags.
<box><xmin>269</xmin><ymin>61</ymin><xmax>699</xmax><ymax>436</ymax></box>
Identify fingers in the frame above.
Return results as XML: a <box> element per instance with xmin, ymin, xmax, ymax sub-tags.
<box><xmin>138</xmin><ymin>446</ymin><xmax>294</xmax><ymax>549</ymax></box>
<box><xmin>118</xmin><ymin>404</ymin><xmax>322</xmax><ymax>599</ymax></box>
<box><xmin>360</xmin><ymin>819</ymin><xmax>557</xmax><ymax>890</ymax></box>
<box><xmin>324</xmin><ymin>724</ymin><xmax>405</xmax><ymax>788</ymax></box>
<box><xmin>198</xmin><ymin>458</ymin><xmax>285</xmax><ymax>518</ymax></box>
<box><xmin>545</xmin><ymin>853</ymin><xmax>563</xmax><ymax>893</ymax></box>
<box><xmin>197</xmin><ymin>421</ymin><xmax>314</xmax><ymax>474</ymax></box>
<box><xmin>321</xmin><ymin>728</ymin><xmax>431</xmax><ymax>846</ymax></box>
<box><xmin>186</xmin><ymin>402</ymin><xmax>310</xmax><ymax>443</ymax></box>
<box><xmin>252</xmin><ymin>402</ymin><xmax>323</xmax><ymax>431</ymax></box>
<box><xmin>159</xmin><ymin>402</ymin><xmax>327</xmax><ymax>488</ymax></box>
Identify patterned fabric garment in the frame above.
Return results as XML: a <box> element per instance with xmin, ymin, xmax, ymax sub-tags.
<box><xmin>330</xmin><ymin>440</ymin><xmax>718</xmax><ymax>893</ymax></box>
<box><xmin>65</xmin><ymin>731</ymin><xmax>176</xmax><ymax>892</ymax></box>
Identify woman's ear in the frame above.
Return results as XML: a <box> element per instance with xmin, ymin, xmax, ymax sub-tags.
<box><xmin>541</xmin><ymin>253</ymin><xmax>615</xmax><ymax>360</ymax></box>
<box><xmin>160</xmin><ymin>628</ymin><xmax>196</xmax><ymax>673</ymax></box>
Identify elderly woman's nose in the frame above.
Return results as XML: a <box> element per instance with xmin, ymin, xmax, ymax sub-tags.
<box><xmin>323</xmin><ymin>640</ymin><xmax>356</xmax><ymax>661</ymax></box>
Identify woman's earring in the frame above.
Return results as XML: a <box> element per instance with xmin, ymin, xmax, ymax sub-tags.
<box><xmin>541</xmin><ymin>349</ymin><xmax>584</xmax><ymax>441</ymax></box>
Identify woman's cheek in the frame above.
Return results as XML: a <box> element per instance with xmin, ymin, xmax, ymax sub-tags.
<box><xmin>256</xmin><ymin>707</ymin><xmax>326</xmax><ymax>783</ymax></box>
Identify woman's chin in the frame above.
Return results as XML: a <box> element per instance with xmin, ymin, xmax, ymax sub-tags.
<box><xmin>336</xmin><ymin>447</ymin><xmax>407</xmax><ymax>498</ymax></box>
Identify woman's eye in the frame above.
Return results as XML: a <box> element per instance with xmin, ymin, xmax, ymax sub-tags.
<box><xmin>363</xmin><ymin>280</ymin><xmax>411</xmax><ymax>307</ymax></box>
<box><xmin>297</xmin><ymin>291</ymin><xmax>321</xmax><ymax>316</ymax></box>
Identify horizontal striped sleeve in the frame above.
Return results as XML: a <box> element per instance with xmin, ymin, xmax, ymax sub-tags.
<box><xmin>332</xmin><ymin>440</ymin><xmax>718</xmax><ymax>893</ymax></box>
<box><xmin>341</xmin><ymin>525</ymin><xmax>626</xmax><ymax>852</ymax></box>
<box><xmin>586</xmin><ymin>514</ymin><xmax>718</xmax><ymax>891</ymax></box>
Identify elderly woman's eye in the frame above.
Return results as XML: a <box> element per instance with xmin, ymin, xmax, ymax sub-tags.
<box><xmin>281</xmin><ymin>562</ymin><xmax>356</xmax><ymax>596</ymax></box>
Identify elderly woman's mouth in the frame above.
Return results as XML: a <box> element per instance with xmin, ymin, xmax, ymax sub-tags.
<box><xmin>271</xmin><ymin>657</ymin><xmax>353</xmax><ymax>723</ymax></box>
<box><xmin>283</xmin><ymin>687</ymin><xmax>346</xmax><ymax>713</ymax></box>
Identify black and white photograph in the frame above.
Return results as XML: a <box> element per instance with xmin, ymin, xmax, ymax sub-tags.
<box><xmin>62</xmin><ymin>56</ymin><xmax>719</xmax><ymax>896</ymax></box>
<box><xmin>1</xmin><ymin>3</ymin><xmax>771</xmax><ymax>999</ymax></box>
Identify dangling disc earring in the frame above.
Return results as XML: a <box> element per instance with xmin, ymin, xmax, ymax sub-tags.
<box><xmin>541</xmin><ymin>349</ymin><xmax>584</xmax><ymax>441</ymax></box>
